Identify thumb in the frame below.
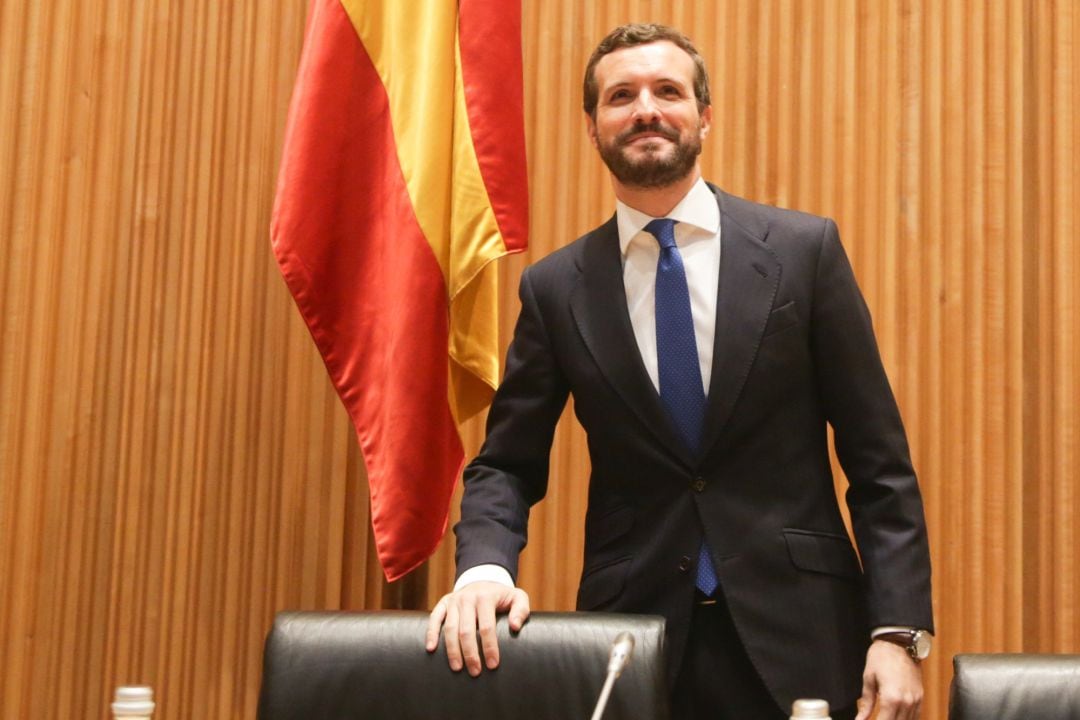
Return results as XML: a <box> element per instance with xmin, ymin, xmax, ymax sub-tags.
<box><xmin>854</xmin><ymin>671</ymin><xmax>877</xmax><ymax>720</ymax></box>
<box><xmin>507</xmin><ymin>588</ymin><xmax>531</xmax><ymax>631</ymax></box>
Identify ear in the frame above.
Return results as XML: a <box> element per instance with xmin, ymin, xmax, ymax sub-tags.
<box><xmin>585</xmin><ymin>112</ymin><xmax>599</xmax><ymax>149</ymax></box>
<box><xmin>698</xmin><ymin>105</ymin><xmax>712</xmax><ymax>141</ymax></box>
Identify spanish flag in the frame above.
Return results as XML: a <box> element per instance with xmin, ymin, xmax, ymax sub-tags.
<box><xmin>272</xmin><ymin>0</ymin><xmax>528</xmax><ymax>580</ymax></box>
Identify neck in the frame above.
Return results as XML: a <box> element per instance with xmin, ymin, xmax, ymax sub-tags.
<box><xmin>612</xmin><ymin>166</ymin><xmax>700</xmax><ymax>217</ymax></box>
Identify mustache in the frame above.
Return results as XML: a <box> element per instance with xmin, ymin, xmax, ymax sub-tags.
<box><xmin>615</xmin><ymin>121</ymin><xmax>680</xmax><ymax>145</ymax></box>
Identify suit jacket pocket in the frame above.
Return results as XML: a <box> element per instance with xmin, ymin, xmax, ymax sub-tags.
<box><xmin>577</xmin><ymin>555</ymin><xmax>632</xmax><ymax>610</ymax></box>
<box><xmin>783</xmin><ymin>529</ymin><xmax>861</xmax><ymax>579</ymax></box>
<box><xmin>763</xmin><ymin>300</ymin><xmax>799</xmax><ymax>338</ymax></box>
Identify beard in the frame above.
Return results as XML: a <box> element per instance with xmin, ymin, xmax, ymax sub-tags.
<box><xmin>596</xmin><ymin>120</ymin><xmax>702</xmax><ymax>189</ymax></box>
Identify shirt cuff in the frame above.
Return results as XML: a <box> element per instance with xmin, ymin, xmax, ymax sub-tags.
<box><xmin>872</xmin><ymin>626</ymin><xmax>919</xmax><ymax>639</ymax></box>
<box><xmin>454</xmin><ymin>564</ymin><xmax>514</xmax><ymax>591</ymax></box>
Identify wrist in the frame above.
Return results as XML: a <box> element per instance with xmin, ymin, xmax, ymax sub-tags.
<box><xmin>454</xmin><ymin>564</ymin><xmax>514</xmax><ymax>591</ymax></box>
<box><xmin>875</xmin><ymin>629</ymin><xmax>932</xmax><ymax>662</ymax></box>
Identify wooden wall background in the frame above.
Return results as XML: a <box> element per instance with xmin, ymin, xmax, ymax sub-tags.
<box><xmin>1</xmin><ymin>0</ymin><xmax>1077</xmax><ymax>717</ymax></box>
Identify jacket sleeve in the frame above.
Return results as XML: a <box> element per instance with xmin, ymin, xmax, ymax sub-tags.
<box><xmin>453</xmin><ymin>265</ymin><xmax>571</xmax><ymax>582</ymax></box>
<box><xmin>810</xmin><ymin>218</ymin><xmax>934</xmax><ymax>633</ymax></box>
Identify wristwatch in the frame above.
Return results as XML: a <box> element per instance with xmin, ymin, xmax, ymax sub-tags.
<box><xmin>876</xmin><ymin>629</ymin><xmax>932</xmax><ymax>662</ymax></box>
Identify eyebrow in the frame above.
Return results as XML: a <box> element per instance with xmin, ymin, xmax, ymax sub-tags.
<box><xmin>604</xmin><ymin>77</ymin><xmax>689</xmax><ymax>94</ymax></box>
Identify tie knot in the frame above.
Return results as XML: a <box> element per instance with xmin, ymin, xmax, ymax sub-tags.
<box><xmin>644</xmin><ymin>218</ymin><xmax>678</xmax><ymax>250</ymax></box>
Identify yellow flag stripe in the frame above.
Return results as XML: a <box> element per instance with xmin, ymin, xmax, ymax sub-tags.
<box><xmin>341</xmin><ymin>0</ymin><xmax>509</xmax><ymax>284</ymax></box>
<box><xmin>447</xmin><ymin>35</ymin><xmax>504</xmax><ymax>395</ymax></box>
<box><xmin>341</xmin><ymin>0</ymin><xmax>510</xmax><ymax>414</ymax></box>
<box><xmin>342</xmin><ymin>0</ymin><xmax>454</xmax><ymax>277</ymax></box>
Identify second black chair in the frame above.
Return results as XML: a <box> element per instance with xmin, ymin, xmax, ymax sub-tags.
<box><xmin>949</xmin><ymin>653</ymin><xmax>1080</xmax><ymax>719</ymax></box>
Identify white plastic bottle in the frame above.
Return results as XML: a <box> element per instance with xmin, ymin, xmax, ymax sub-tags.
<box><xmin>790</xmin><ymin>698</ymin><xmax>831</xmax><ymax>720</ymax></box>
<box><xmin>112</xmin><ymin>686</ymin><xmax>155</xmax><ymax>719</ymax></box>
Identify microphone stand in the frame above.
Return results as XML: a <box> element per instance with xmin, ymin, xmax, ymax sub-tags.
<box><xmin>589</xmin><ymin>632</ymin><xmax>635</xmax><ymax>720</ymax></box>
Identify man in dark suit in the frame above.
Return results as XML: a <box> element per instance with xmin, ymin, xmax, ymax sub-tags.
<box><xmin>425</xmin><ymin>23</ymin><xmax>933</xmax><ymax>720</ymax></box>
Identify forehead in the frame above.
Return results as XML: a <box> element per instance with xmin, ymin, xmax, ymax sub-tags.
<box><xmin>593</xmin><ymin>40</ymin><xmax>696</xmax><ymax>92</ymax></box>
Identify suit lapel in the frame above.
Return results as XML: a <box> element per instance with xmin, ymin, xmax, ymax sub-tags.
<box><xmin>698</xmin><ymin>190</ymin><xmax>781</xmax><ymax>458</ymax></box>
<box><xmin>569</xmin><ymin>217</ymin><xmax>693</xmax><ymax>466</ymax></box>
<box><xmin>568</xmin><ymin>188</ymin><xmax>781</xmax><ymax>467</ymax></box>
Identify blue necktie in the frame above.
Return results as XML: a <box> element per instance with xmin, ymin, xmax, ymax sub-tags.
<box><xmin>644</xmin><ymin>218</ymin><xmax>718</xmax><ymax>597</ymax></box>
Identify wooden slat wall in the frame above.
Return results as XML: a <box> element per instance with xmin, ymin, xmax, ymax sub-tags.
<box><xmin>0</xmin><ymin>1</ymin><xmax>1076</xmax><ymax>718</ymax></box>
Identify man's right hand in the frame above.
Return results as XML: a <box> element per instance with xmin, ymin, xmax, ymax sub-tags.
<box><xmin>424</xmin><ymin>581</ymin><xmax>531</xmax><ymax>677</ymax></box>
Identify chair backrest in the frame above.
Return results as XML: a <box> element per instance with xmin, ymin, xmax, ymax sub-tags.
<box><xmin>949</xmin><ymin>653</ymin><xmax>1080</xmax><ymax>720</ymax></box>
<box><xmin>257</xmin><ymin>610</ymin><xmax>670</xmax><ymax>720</ymax></box>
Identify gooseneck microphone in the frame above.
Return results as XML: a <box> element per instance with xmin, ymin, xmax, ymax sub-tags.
<box><xmin>589</xmin><ymin>632</ymin><xmax>636</xmax><ymax>720</ymax></box>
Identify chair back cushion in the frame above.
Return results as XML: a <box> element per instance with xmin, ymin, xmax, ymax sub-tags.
<box><xmin>258</xmin><ymin>610</ymin><xmax>670</xmax><ymax>720</ymax></box>
<box><xmin>949</xmin><ymin>653</ymin><xmax>1080</xmax><ymax>719</ymax></box>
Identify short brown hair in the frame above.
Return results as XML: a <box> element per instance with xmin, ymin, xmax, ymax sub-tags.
<box><xmin>582</xmin><ymin>24</ymin><xmax>711</xmax><ymax>119</ymax></box>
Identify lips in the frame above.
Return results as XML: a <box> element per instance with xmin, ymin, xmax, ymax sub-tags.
<box><xmin>617</xmin><ymin>122</ymin><xmax>679</xmax><ymax>146</ymax></box>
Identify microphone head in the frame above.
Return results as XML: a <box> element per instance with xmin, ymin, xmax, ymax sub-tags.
<box><xmin>607</xmin><ymin>631</ymin><xmax>635</xmax><ymax>676</ymax></box>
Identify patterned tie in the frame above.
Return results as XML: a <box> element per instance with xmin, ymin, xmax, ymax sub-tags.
<box><xmin>644</xmin><ymin>218</ymin><xmax>718</xmax><ymax>597</ymax></box>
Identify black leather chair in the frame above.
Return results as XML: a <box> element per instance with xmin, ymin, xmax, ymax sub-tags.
<box><xmin>257</xmin><ymin>610</ymin><xmax>670</xmax><ymax>720</ymax></box>
<box><xmin>949</xmin><ymin>653</ymin><xmax>1080</xmax><ymax>719</ymax></box>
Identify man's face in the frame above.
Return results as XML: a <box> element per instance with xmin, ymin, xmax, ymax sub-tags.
<box><xmin>587</xmin><ymin>41</ymin><xmax>712</xmax><ymax>189</ymax></box>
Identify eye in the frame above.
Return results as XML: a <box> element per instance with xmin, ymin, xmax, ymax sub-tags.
<box><xmin>659</xmin><ymin>84</ymin><xmax>682</xmax><ymax>98</ymax></box>
<box><xmin>609</xmin><ymin>89</ymin><xmax>631</xmax><ymax>102</ymax></box>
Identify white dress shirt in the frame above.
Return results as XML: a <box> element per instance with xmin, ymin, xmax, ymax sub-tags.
<box><xmin>617</xmin><ymin>177</ymin><xmax>721</xmax><ymax>395</ymax></box>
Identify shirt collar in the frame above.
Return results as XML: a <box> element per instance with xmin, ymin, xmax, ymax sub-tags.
<box><xmin>615</xmin><ymin>177</ymin><xmax>720</xmax><ymax>256</ymax></box>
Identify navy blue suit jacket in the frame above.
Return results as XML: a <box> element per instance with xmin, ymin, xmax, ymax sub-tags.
<box><xmin>454</xmin><ymin>185</ymin><xmax>933</xmax><ymax>710</ymax></box>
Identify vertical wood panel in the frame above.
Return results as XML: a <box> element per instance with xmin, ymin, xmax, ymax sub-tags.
<box><xmin>0</xmin><ymin>1</ymin><xmax>1078</xmax><ymax>718</ymax></box>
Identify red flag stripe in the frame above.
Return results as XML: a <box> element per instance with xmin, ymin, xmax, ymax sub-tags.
<box><xmin>458</xmin><ymin>0</ymin><xmax>529</xmax><ymax>252</ymax></box>
<box><xmin>272</xmin><ymin>0</ymin><xmax>462</xmax><ymax>580</ymax></box>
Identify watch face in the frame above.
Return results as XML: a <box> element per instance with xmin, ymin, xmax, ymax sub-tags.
<box><xmin>912</xmin><ymin>631</ymin><xmax>932</xmax><ymax>660</ymax></box>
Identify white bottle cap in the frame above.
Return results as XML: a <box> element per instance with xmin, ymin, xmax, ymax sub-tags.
<box><xmin>112</xmin><ymin>685</ymin><xmax>155</xmax><ymax>717</ymax></box>
<box><xmin>790</xmin><ymin>698</ymin><xmax>831</xmax><ymax>719</ymax></box>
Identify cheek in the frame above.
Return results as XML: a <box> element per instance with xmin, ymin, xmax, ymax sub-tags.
<box><xmin>598</xmin><ymin>106</ymin><xmax>634</xmax><ymax>128</ymax></box>
<box><xmin>595</xmin><ymin>120</ymin><xmax>621</xmax><ymax>145</ymax></box>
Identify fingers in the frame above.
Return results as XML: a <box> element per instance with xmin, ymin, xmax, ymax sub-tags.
<box><xmin>860</xmin><ymin>640</ymin><xmax>924</xmax><ymax>720</ymax></box>
<box><xmin>456</xmin><ymin>595</ymin><xmax>483</xmax><ymax>676</ymax></box>
<box><xmin>429</xmin><ymin>582</ymin><xmax>523</xmax><ymax>676</ymax></box>
<box><xmin>854</xmin><ymin>671</ymin><xmax>876</xmax><ymax>720</ymax></box>
<box><xmin>874</xmin><ymin>691</ymin><xmax>922</xmax><ymax>720</ymax></box>
<box><xmin>476</xmin><ymin>592</ymin><xmax>499</xmax><ymax>670</ymax></box>
<box><xmin>441</xmin><ymin>594</ymin><xmax>465</xmax><ymax>672</ymax></box>
<box><xmin>424</xmin><ymin>595</ymin><xmax>449</xmax><ymax>652</ymax></box>
<box><xmin>874</xmin><ymin>687</ymin><xmax>922</xmax><ymax>720</ymax></box>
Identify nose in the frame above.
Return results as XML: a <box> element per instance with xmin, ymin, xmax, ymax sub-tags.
<box><xmin>630</xmin><ymin>90</ymin><xmax>660</xmax><ymax>123</ymax></box>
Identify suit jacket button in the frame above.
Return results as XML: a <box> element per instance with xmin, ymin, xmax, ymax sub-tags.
<box><xmin>678</xmin><ymin>556</ymin><xmax>691</xmax><ymax>572</ymax></box>
<box><xmin>692</xmin><ymin>478</ymin><xmax>706</xmax><ymax>492</ymax></box>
